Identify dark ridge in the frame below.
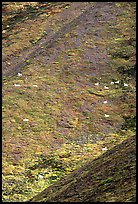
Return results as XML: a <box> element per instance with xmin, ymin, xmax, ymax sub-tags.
<box><xmin>28</xmin><ymin>136</ymin><xmax>136</xmax><ymax>202</ymax></box>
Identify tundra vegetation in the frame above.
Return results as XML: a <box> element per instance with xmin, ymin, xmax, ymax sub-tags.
<box><xmin>2</xmin><ymin>2</ymin><xmax>136</xmax><ymax>202</ymax></box>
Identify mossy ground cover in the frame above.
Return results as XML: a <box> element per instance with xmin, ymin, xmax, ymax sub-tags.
<box><xmin>2</xmin><ymin>2</ymin><xmax>136</xmax><ymax>202</ymax></box>
<box><xmin>2</xmin><ymin>2</ymin><xmax>71</xmax><ymax>57</ymax></box>
<box><xmin>28</xmin><ymin>136</ymin><xmax>136</xmax><ymax>202</ymax></box>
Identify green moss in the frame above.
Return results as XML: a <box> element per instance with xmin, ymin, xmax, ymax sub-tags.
<box><xmin>100</xmin><ymin>177</ymin><xmax>113</xmax><ymax>185</ymax></box>
<box><xmin>2</xmin><ymin>2</ymin><xmax>136</xmax><ymax>202</ymax></box>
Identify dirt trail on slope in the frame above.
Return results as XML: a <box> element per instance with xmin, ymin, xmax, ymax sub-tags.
<box><xmin>2</xmin><ymin>2</ymin><xmax>93</xmax><ymax>77</ymax></box>
<box><xmin>2</xmin><ymin>1</ymin><xmax>135</xmax><ymax>161</ymax></box>
<box><xmin>2</xmin><ymin>2</ymin><xmax>136</xmax><ymax>202</ymax></box>
<box><xmin>3</xmin><ymin>2</ymin><xmax>122</xmax><ymax>138</ymax></box>
<box><xmin>3</xmin><ymin>2</ymin><xmax>115</xmax><ymax>77</ymax></box>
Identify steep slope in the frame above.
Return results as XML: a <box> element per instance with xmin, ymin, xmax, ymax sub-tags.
<box><xmin>2</xmin><ymin>2</ymin><xmax>136</xmax><ymax>202</ymax></box>
<box><xmin>28</xmin><ymin>136</ymin><xmax>136</xmax><ymax>202</ymax></box>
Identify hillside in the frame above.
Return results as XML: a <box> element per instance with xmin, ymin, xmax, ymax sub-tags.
<box><xmin>2</xmin><ymin>2</ymin><xmax>136</xmax><ymax>202</ymax></box>
<box><xmin>28</xmin><ymin>135</ymin><xmax>136</xmax><ymax>202</ymax></box>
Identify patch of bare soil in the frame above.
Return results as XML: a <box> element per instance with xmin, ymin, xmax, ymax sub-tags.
<box><xmin>3</xmin><ymin>2</ymin><xmax>128</xmax><ymax>137</ymax></box>
<box><xmin>2</xmin><ymin>2</ymin><xmax>92</xmax><ymax>77</ymax></box>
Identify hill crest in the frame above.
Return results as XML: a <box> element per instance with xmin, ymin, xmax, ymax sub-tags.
<box><xmin>28</xmin><ymin>136</ymin><xmax>136</xmax><ymax>202</ymax></box>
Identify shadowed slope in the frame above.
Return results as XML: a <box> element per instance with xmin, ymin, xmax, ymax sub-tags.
<box><xmin>28</xmin><ymin>136</ymin><xmax>136</xmax><ymax>202</ymax></box>
<box><xmin>2</xmin><ymin>2</ymin><xmax>136</xmax><ymax>202</ymax></box>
